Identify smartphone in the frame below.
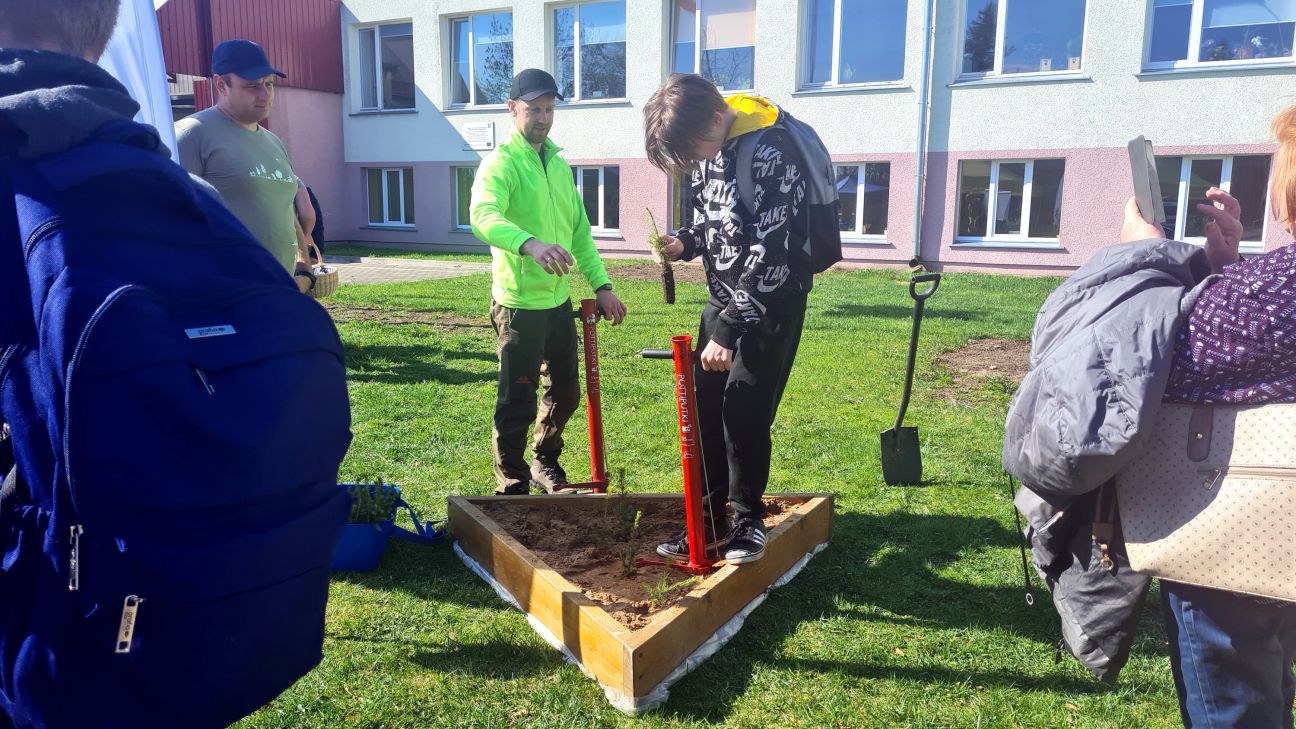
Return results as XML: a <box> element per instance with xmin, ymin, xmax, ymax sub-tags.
<box><xmin>1128</xmin><ymin>135</ymin><xmax>1166</xmax><ymax>226</ymax></box>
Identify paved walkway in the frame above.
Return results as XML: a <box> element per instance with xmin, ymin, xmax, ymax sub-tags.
<box><xmin>322</xmin><ymin>255</ymin><xmax>490</xmax><ymax>285</ymax></box>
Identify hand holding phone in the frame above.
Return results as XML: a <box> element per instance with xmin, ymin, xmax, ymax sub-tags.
<box><xmin>1128</xmin><ymin>135</ymin><xmax>1166</xmax><ymax>226</ymax></box>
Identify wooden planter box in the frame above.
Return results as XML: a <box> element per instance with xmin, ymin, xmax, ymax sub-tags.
<box><xmin>448</xmin><ymin>493</ymin><xmax>833</xmax><ymax>712</ymax></box>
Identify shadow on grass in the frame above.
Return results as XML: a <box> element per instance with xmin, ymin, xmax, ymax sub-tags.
<box><xmin>344</xmin><ymin>344</ymin><xmax>495</xmax><ymax>385</ymax></box>
<box><xmin>823</xmin><ymin>303</ymin><xmax>979</xmax><ymax>321</ymax></box>
<box><xmin>659</xmin><ymin>510</ymin><xmax>1131</xmax><ymax>722</ymax></box>
<box><xmin>411</xmin><ymin>643</ymin><xmax>568</xmax><ymax>678</ymax></box>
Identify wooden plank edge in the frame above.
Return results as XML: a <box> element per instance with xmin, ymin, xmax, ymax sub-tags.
<box><xmin>624</xmin><ymin>496</ymin><xmax>833</xmax><ymax>694</ymax></box>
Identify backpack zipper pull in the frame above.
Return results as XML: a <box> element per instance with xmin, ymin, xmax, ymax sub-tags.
<box><xmin>192</xmin><ymin>366</ymin><xmax>215</xmax><ymax>394</ymax></box>
<box><xmin>115</xmin><ymin>595</ymin><xmax>144</xmax><ymax>654</ymax></box>
<box><xmin>68</xmin><ymin>525</ymin><xmax>83</xmax><ymax>591</ymax></box>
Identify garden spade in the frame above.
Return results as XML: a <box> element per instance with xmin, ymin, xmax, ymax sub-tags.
<box><xmin>880</xmin><ymin>273</ymin><xmax>941</xmax><ymax>486</ymax></box>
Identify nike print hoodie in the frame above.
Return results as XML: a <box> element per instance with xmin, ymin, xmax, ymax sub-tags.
<box><xmin>674</xmin><ymin>94</ymin><xmax>811</xmax><ymax>349</ymax></box>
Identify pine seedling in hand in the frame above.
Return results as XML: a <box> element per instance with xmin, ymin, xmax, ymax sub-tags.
<box><xmin>645</xmin><ymin>209</ymin><xmax>676</xmax><ymax>304</ymax></box>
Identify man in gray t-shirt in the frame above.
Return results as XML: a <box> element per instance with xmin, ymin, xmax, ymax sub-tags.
<box><xmin>176</xmin><ymin>39</ymin><xmax>314</xmax><ymax>291</ymax></box>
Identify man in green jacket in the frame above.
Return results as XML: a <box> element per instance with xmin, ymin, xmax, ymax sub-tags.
<box><xmin>471</xmin><ymin>69</ymin><xmax>626</xmax><ymax>495</ymax></box>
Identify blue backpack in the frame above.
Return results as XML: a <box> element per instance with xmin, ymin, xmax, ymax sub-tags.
<box><xmin>0</xmin><ymin>120</ymin><xmax>352</xmax><ymax>728</ymax></box>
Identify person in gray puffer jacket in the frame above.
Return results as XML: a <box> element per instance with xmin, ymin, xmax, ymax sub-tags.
<box><xmin>1002</xmin><ymin>200</ymin><xmax>1243</xmax><ymax>681</ymax></box>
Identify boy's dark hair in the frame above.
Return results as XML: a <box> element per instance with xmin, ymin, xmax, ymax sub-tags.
<box><xmin>0</xmin><ymin>0</ymin><xmax>120</xmax><ymax>60</ymax></box>
<box><xmin>643</xmin><ymin>73</ymin><xmax>728</xmax><ymax>173</ymax></box>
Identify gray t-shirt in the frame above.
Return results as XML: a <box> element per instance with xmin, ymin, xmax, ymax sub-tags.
<box><xmin>175</xmin><ymin>107</ymin><xmax>300</xmax><ymax>271</ymax></box>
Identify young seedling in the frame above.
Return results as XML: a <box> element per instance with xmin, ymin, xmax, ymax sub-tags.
<box><xmin>645</xmin><ymin>209</ymin><xmax>676</xmax><ymax>304</ymax></box>
<box><xmin>345</xmin><ymin>479</ymin><xmax>397</xmax><ymax>529</ymax></box>
<box><xmin>642</xmin><ymin>561</ymin><xmax>698</xmax><ymax>610</ymax></box>
<box><xmin>620</xmin><ymin>509</ymin><xmax>642</xmax><ymax>577</ymax></box>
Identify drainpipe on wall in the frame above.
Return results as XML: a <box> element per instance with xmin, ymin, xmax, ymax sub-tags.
<box><xmin>910</xmin><ymin>0</ymin><xmax>936</xmax><ymax>262</ymax></box>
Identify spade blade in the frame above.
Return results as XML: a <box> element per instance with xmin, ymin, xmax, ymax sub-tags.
<box><xmin>880</xmin><ymin>427</ymin><xmax>922</xmax><ymax>486</ymax></box>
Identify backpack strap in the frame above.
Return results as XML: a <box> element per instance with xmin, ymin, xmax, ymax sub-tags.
<box><xmin>733</xmin><ymin>128</ymin><xmax>767</xmax><ymax>219</ymax></box>
<box><xmin>389</xmin><ymin>496</ymin><xmax>445</xmax><ymax>545</ymax></box>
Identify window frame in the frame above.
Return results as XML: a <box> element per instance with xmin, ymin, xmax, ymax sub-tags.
<box><xmin>1143</xmin><ymin>0</ymin><xmax>1296</xmax><ymax>71</ymax></box>
<box><xmin>1158</xmin><ymin>154</ymin><xmax>1271</xmax><ymax>251</ymax></box>
<box><xmin>572</xmin><ymin>165</ymin><xmax>620</xmax><ymax>232</ymax></box>
<box><xmin>448</xmin><ymin>11</ymin><xmax>514</xmax><ymax>108</ymax></box>
<box><xmin>834</xmin><ymin>162</ymin><xmax>891</xmax><ymax>240</ymax></box>
<box><xmin>671</xmin><ymin>0</ymin><xmax>757</xmax><ymax>93</ymax></box>
<box><xmin>958</xmin><ymin>0</ymin><xmax>1090</xmax><ymax>80</ymax></box>
<box><xmin>801</xmin><ymin>0</ymin><xmax>907</xmax><ymax>89</ymax></box>
<box><xmin>551</xmin><ymin>0</ymin><xmax>628</xmax><ymax>103</ymax></box>
<box><xmin>367</xmin><ymin>167</ymin><xmax>416</xmax><ymax>228</ymax></box>
<box><xmin>453</xmin><ymin>166</ymin><xmax>477</xmax><ymax>230</ymax></box>
<box><xmin>955</xmin><ymin>158</ymin><xmax>1065</xmax><ymax>245</ymax></box>
<box><xmin>356</xmin><ymin>22</ymin><xmax>415</xmax><ymax>112</ymax></box>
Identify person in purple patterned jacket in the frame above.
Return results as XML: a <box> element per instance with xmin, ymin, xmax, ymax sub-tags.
<box><xmin>1120</xmin><ymin>102</ymin><xmax>1296</xmax><ymax>728</ymax></box>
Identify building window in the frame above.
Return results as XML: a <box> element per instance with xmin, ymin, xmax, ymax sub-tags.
<box><xmin>366</xmin><ymin>167</ymin><xmax>415</xmax><ymax>226</ymax></box>
<box><xmin>573</xmin><ymin>166</ymin><xmax>621</xmax><ymax>231</ymax></box>
<box><xmin>454</xmin><ymin>167</ymin><xmax>476</xmax><ymax>229</ymax></box>
<box><xmin>672</xmin><ymin>0</ymin><xmax>756</xmax><ymax>92</ymax></box>
<box><xmin>961</xmin><ymin>0</ymin><xmax>1087</xmax><ymax>76</ymax></box>
<box><xmin>450</xmin><ymin>12</ymin><xmax>514</xmax><ymax>106</ymax></box>
<box><xmin>1147</xmin><ymin>0</ymin><xmax>1294</xmax><ymax>68</ymax></box>
<box><xmin>835</xmin><ymin>163</ymin><xmax>891</xmax><ymax>237</ymax></box>
<box><xmin>554</xmin><ymin>1</ymin><xmax>627</xmax><ymax>101</ymax></box>
<box><xmin>957</xmin><ymin>159</ymin><xmax>1065</xmax><ymax>242</ymax></box>
<box><xmin>1155</xmin><ymin>155</ymin><xmax>1271</xmax><ymax>247</ymax></box>
<box><xmin>805</xmin><ymin>0</ymin><xmax>906</xmax><ymax>87</ymax></box>
<box><xmin>358</xmin><ymin>23</ymin><xmax>415</xmax><ymax>110</ymax></box>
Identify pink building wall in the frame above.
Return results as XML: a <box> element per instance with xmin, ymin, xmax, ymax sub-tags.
<box><xmin>340</xmin><ymin>144</ymin><xmax>1293</xmax><ymax>276</ymax></box>
<box><xmin>271</xmin><ymin>87</ymin><xmax>345</xmax><ymax>242</ymax></box>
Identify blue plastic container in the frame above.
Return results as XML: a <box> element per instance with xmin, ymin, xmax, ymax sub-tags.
<box><xmin>330</xmin><ymin>483</ymin><xmax>399</xmax><ymax>572</ymax></box>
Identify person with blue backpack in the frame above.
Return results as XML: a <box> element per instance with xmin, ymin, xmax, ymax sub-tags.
<box><xmin>642</xmin><ymin>74</ymin><xmax>842</xmax><ymax>565</ymax></box>
<box><xmin>0</xmin><ymin>2</ymin><xmax>353</xmax><ymax>727</ymax></box>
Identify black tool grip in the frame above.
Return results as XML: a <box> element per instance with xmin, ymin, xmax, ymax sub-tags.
<box><xmin>639</xmin><ymin>349</ymin><xmax>674</xmax><ymax>359</ymax></box>
<box><xmin>909</xmin><ymin>273</ymin><xmax>941</xmax><ymax>301</ymax></box>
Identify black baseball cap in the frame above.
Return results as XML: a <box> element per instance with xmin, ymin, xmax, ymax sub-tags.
<box><xmin>510</xmin><ymin>68</ymin><xmax>563</xmax><ymax>101</ymax></box>
<box><xmin>212</xmin><ymin>39</ymin><xmax>287</xmax><ymax>80</ymax></box>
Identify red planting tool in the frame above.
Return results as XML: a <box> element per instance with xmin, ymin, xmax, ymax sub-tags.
<box><xmin>558</xmin><ymin>299</ymin><xmax>609</xmax><ymax>494</ymax></box>
<box><xmin>635</xmin><ymin>335</ymin><xmax>717</xmax><ymax>576</ymax></box>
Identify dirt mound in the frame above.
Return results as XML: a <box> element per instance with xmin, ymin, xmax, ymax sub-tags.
<box><xmin>933</xmin><ymin>338</ymin><xmax>1030</xmax><ymax>404</ymax></box>
<box><xmin>612</xmin><ymin>263</ymin><xmax>707</xmax><ymax>285</ymax></box>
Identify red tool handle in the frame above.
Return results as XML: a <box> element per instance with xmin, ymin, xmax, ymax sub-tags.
<box><xmin>578</xmin><ymin>299</ymin><xmax>608</xmax><ymax>493</ymax></box>
<box><xmin>672</xmin><ymin>335</ymin><xmax>714</xmax><ymax>572</ymax></box>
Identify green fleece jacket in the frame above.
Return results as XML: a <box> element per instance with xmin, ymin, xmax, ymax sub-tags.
<box><xmin>470</xmin><ymin>129</ymin><xmax>611</xmax><ymax>309</ymax></box>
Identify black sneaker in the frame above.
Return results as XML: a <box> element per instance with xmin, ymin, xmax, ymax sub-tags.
<box><xmin>724</xmin><ymin>519</ymin><xmax>767</xmax><ymax>564</ymax></box>
<box><xmin>530</xmin><ymin>454</ymin><xmax>569</xmax><ymax>493</ymax></box>
<box><xmin>494</xmin><ymin>480</ymin><xmax>531</xmax><ymax>496</ymax></box>
<box><xmin>656</xmin><ymin>521</ymin><xmax>731</xmax><ymax>561</ymax></box>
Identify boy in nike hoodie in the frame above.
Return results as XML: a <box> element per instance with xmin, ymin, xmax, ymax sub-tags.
<box><xmin>643</xmin><ymin>74</ymin><xmax>814</xmax><ymax>565</ymax></box>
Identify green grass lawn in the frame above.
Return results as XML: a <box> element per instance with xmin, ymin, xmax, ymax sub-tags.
<box><xmin>239</xmin><ymin>263</ymin><xmax>1183</xmax><ymax>728</ymax></box>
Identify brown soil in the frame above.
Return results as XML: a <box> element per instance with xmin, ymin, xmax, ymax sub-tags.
<box><xmin>322</xmin><ymin>303</ymin><xmax>490</xmax><ymax>329</ymax></box>
<box><xmin>933</xmin><ymin>338</ymin><xmax>1031</xmax><ymax>403</ymax></box>
<box><xmin>613</xmin><ymin>262</ymin><xmax>707</xmax><ymax>285</ymax></box>
<box><xmin>478</xmin><ymin>496</ymin><xmax>802</xmax><ymax>630</ymax></box>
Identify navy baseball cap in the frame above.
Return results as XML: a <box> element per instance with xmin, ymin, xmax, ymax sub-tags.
<box><xmin>510</xmin><ymin>68</ymin><xmax>563</xmax><ymax>101</ymax></box>
<box><xmin>211</xmin><ymin>40</ymin><xmax>286</xmax><ymax>80</ymax></box>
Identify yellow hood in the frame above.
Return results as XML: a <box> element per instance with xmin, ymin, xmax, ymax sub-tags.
<box><xmin>724</xmin><ymin>93</ymin><xmax>779</xmax><ymax>141</ymax></box>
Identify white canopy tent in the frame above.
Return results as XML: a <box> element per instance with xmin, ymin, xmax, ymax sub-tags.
<box><xmin>98</xmin><ymin>0</ymin><xmax>177</xmax><ymax>158</ymax></box>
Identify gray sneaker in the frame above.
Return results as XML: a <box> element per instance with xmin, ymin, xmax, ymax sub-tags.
<box><xmin>723</xmin><ymin>519</ymin><xmax>767</xmax><ymax>564</ymax></box>
<box><xmin>494</xmin><ymin>480</ymin><xmax>531</xmax><ymax>496</ymax></box>
<box><xmin>530</xmin><ymin>454</ymin><xmax>569</xmax><ymax>493</ymax></box>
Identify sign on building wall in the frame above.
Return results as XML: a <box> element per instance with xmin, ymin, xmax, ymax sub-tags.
<box><xmin>462</xmin><ymin>122</ymin><xmax>496</xmax><ymax>151</ymax></box>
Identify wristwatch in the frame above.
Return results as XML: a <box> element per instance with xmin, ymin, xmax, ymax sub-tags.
<box><xmin>595</xmin><ymin>283</ymin><xmax>612</xmax><ymax>293</ymax></box>
<box><xmin>295</xmin><ymin>269</ymin><xmax>317</xmax><ymax>290</ymax></box>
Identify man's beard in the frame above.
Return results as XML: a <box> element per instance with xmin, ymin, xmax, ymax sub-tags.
<box><xmin>525</xmin><ymin>125</ymin><xmax>549</xmax><ymax>144</ymax></box>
